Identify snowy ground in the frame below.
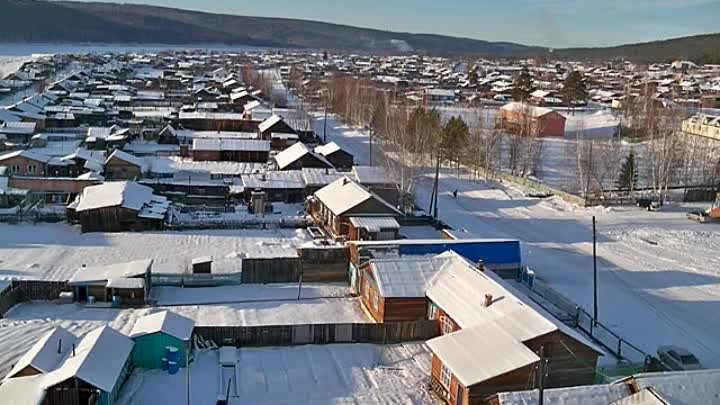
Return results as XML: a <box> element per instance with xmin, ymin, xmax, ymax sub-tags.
<box><xmin>0</xmin><ymin>56</ymin><xmax>32</xmax><ymax>79</ymax></box>
<box><xmin>0</xmin><ymin>224</ymin><xmax>307</xmax><ymax>281</ymax></box>
<box><xmin>0</xmin><ymin>303</ymin><xmax>142</xmax><ymax>379</ymax></box>
<box><xmin>154</xmin><ymin>297</ymin><xmax>369</xmax><ymax>327</ymax></box>
<box><xmin>119</xmin><ymin>343</ymin><xmax>436</xmax><ymax>405</ymax></box>
<box><xmin>315</xmin><ymin>112</ymin><xmax>720</xmax><ymax>368</ymax></box>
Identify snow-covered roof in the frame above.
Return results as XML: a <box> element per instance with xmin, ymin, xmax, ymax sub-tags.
<box><xmin>314</xmin><ymin>177</ymin><xmax>401</xmax><ymax>216</ymax></box>
<box><xmin>631</xmin><ymin>369</ymin><xmax>720</xmax><ymax>405</ymax></box>
<box><xmin>0</xmin><ymin>150</ymin><xmax>51</xmax><ymax>164</ymax></box>
<box><xmin>351</xmin><ymin>165</ymin><xmax>393</xmax><ymax>185</ymax></box>
<box><xmin>274</xmin><ymin>142</ymin><xmax>332</xmax><ymax>170</ymax></box>
<box><xmin>192</xmin><ymin>138</ymin><xmax>270</xmax><ymax>152</ymax></box>
<box><xmin>612</xmin><ymin>388</ymin><xmax>667</xmax><ymax>405</ymax></box>
<box><xmin>69</xmin><ymin>259</ymin><xmax>152</xmax><ymax>285</ymax></box>
<box><xmin>500</xmin><ymin>102</ymin><xmax>561</xmax><ymax>118</ymax></box>
<box><xmin>74</xmin><ymin>181</ymin><xmax>164</xmax><ymax>213</ymax></box>
<box><xmin>368</xmin><ymin>257</ymin><xmax>442</xmax><ymax>298</ymax></box>
<box><xmin>106</xmin><ymin>149</ymin><xmax>146</xmax><ymax>170</ymax></box>
<box><xmin>427</xmin><ymin>323</ymin><xmax>539</xmax><ymax>387</ymax></box>
<box><xmin>301</xmin><ymin>168</ymin><xmax>344</xmax><ymax>187</ymax></box>
<box><xmin>5</xmin><ymin>327</ymin><xmax>77</xmax><ymax>379</ymax></box>
<box><xmin>258</xmin><ymin>114</ymin><xmax>282</xmax><ymax>133</ymax></box>
<box><xmin>42</xmin><ymin>326</ymin><xmax>134</xmax><ymax>392</ymax></box>
<box><xmin>242</xmin><ymin>170</ymin><xmax>305</xmax><ymax>190</ymax></box>
<box><xmin>130</xmin><ymin>310</ymin><xmax>195</xmax><ymax>341</ymax></box>
<box><xmin>496</xmin><ymin>383</ymin><xmax>632</xmax><ymax>405</ymax></box>
<box><xmin>349</xmin><ymin>216</ymin><xmax>400</xmax><ymax>232</ymax></box>
<box><xmin>0</xmin><ymin>374</ymin><xmax>48</xmax><ymax>405</ymax></box>
<box><xmin>314</xmin><ymin>142</ymin><xmax>343</xmax><ymax>156</ymax></box>
<box><xmin>426</xmin><ymin>251</ymin><xmax>569</xmax><ymax>343</ymax></box>
<box><xmin>106</xmin><ymin>277</ymin><xmax>145</xmax><ymax>289</ymax></box>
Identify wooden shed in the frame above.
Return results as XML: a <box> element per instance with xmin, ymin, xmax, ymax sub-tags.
<box><xmin>359</xmin><ymin>257</ymin><xmax>441</xmax><ymax>323</ymax></box>
<box><xmin>315</xmin><ymin>142</ymin><xmax>354</xmax><ymax>170</ymax></box>
<box><xmin>496</xmin><ymin>102</ymin><xmax>566</xmax><ymax>137</ymax></box>
<box><xmin>274</xmin><ymin>142</ymin><xmax>333</xmax><ymax>171</ymax></box>
<box><xmin>130</xmin><ymin>311</ymin><xmax>195</xmax><ymax>369</ymax></box>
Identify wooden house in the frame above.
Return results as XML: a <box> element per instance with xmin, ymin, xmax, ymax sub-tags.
<box><xmin>351</xmin><ymin>166</ymin><xmax>400</xmax><ymax>205</ymax></box>
<box><xmin>191</xmin><ymin>138</ymin><xmax>271</xmax><ymax>163</ymax></box>
<box><xmin>240</xmin><ymin>170</ymin><xmax>305</xmax><ymax>203</ymax></box>
<box><xmin>69</xmin><ymin>181</ymin><xmax>169</xmax><ymax>233</ymax></box>
<box><xmin>130</xmin><ymin>311</ymin><xmax>195</xmax><ymax>369</ymax></box>
<box><xmin>347</xmin><ymin>216</ymin><xmax>400</xmax><ymax>241</ymax></box>
<box><xmin>0</xmin><ymin>150</ymin><xmax>69</xmax><ymax>177</ymax></box>
<box><xmin>4</xmin><ymin>327</ymin><xmax>77</xmax><ymax>379</ymax></box>
<box><xmin>315</xmin><ymin>142</ymin><xmax>354</xmax><ymax>170</ymax></box>
<box><xmin>41</xmin><ymin>326</ymin><xmax>134</xmax><ymax>405</ymax></box>
<box><xmin>497</xmin><ymin>102</ymin><xmax>566</xmax><ymax>137</ymax></box>
<box><xmin>104</xmin><ymin>149</ymin><xmax>146</xmax><ymax>180</ymax></box>
<box><xmin>258</xmin><ymin>114</ymin><xmax>298</xmax><ymax>149</ymax></box>
<box><xmin>274</xmin><ymin>142</ymin><xmax>333</xmax><ymax>171</ymax></box>
<box><xmin>309</xmin><ymin>177</ymin><xmax>402</xmax><ymax>239</ymax></box>
<box><xmin>424</xmin><ymin>251</ymin><xmax>603</xmax><ymax>405</ymax></box>
<box><xmin>68</xmin><ymin>259</ymin><xmax>152</xmax><ymax>306</ymax></box>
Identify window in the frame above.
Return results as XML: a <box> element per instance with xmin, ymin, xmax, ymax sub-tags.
<box><xmin>363</xmin><ymin>280</ymin><xmax>370</xmax><ymax>300</ymax></box>
<box><xmin>440</xmin><ymin>364</ymin><xmax>452</xmax><ymax>389</ymax></box>
<box><xmin>372</xmin><ymin>292</ymin><xmax>379</xmax><ymax>312</ymax></box>
<box><xmin>428</xmin><ymin>303</ymin><xmax>439</xmax><ymax>320</ymax></box>
<box><xmin>441</xmin><ymin>316</ymin><xmax>454</xmax><ymax>335</ymax></box>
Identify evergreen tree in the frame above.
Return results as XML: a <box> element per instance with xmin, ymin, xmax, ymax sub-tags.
<box><xmin>512</xmin><ymin>68</ymin><xmax>534</xmax><ymax>101</ymax></box>
<box><xmin>561</xmin><ymin>70</ymin><xmax>588</xmax><ymax>109</ymax></box>
<box><xmin>441</xmin><ymin>116</ymin><xmax>469</xmax><ymax>165</ymax></box>
<box><xmin>617</xmin><ymin>150</ymin><xmax>639</xmax><ymax>191</ymax></box>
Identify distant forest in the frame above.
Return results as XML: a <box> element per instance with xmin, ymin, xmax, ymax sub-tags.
<box><xmin>1</xmin><ymin>0</ymin><xmax>719</xmax><ymax>63</ymax></box>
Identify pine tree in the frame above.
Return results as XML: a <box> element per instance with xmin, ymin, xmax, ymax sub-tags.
<box><xmin>617</xmin><ymin>150</ymin><xmax>639</xmax><ymax>191</ymax></box>
<box><xmin>441</xmin><ymin>116</ymin><xmax>469</xmax><ymax>166</ymax></box>
<box><xmin>561</xmin><ymin>70</ymin><xmax>588</xmax><ymax>111</ymax></box>
<box><xmin>512</xmin><ymin>68</ymin><xmax>534</xmax><ymax>101</ymax></box>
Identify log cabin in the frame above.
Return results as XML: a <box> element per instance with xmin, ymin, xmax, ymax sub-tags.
<box><xmin>104</xmin><ymin>149</ymin><xmax>146</xmax><ymax>180</ymax></box>
<box><xmin>309</xmin><ymin>177</ymin><xmax>402</xmax><ymax>240</ymax></box>
<box><xmin>69</xmin><ymin>181</ymin><xmax>169</xmax><ymax>233</ymax></box>
<box><xmin>191</xmin><ymin>138</ymin><xmax>271</xmax><ymax>163</ymax></box>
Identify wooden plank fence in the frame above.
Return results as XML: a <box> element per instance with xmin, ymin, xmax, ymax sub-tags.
<box><xmin>194</xmin><ymin>320</ymin><xmax>439</xmax><ymax>347</ymax></box>
<box><xmin>240</xmin><ymin>257</ymin><xmax>302</xmax><ymax>284</ymax></box>
<box><xmin>0</xmin><ymin>280</ymin><xmax>69</xmax><ymax>317</ymax></box>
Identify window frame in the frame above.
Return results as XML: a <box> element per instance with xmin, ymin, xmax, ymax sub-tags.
<box><xmin>440</xmin><ymin>363</ymin><xmax>452</xmax><ymax>389</ymax></box>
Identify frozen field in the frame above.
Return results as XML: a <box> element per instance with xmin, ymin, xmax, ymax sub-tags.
<box><xmin>0</xmin><ymin>224</ymin><xmax>306</xmax><ymax>281</ymax></box>
<box><xmin>119</xmin><ymin>343</ymin><xmax>436</xmax><ymax>405</ymax></box>
<box><xmin>316</xmin><ymin>112</ymin><xmax>720</xmax><ymax>368</ymax></box>
<box><xmin>0</xmin><ymin>56</ymin><xmax>32</xmax><ymax>79</ymax></box>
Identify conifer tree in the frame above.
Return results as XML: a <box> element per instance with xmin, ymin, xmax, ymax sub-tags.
<box><xmin>617</xmin><ymin>150</ymin><xmax>639</xmax><ymax>191</ymax></box>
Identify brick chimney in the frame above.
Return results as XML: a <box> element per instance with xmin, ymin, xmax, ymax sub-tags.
<box><xmin>484</xmin><ymin>294</ymin><xmax>493</xmax><ymax>307</ymax></box>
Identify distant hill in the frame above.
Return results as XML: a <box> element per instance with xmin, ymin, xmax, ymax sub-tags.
<box><xmin>0</xmin><ymin>0</ymin><xmax>719</xmax><ymax>62</ymax></box>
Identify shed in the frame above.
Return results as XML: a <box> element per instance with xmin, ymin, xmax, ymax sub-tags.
<box><xmin>274</xmin><ymin>142</ymin><xmax>333</xmax><ymax>171</ymax></box>
<box><xmin>130</xmin><ymin>311</ymin><xmax>195</xmax><ymax>369</ymax></box>
<box><xmin>68</xmin><ymin>259</ymin><xmax>152</xmax><ymax>305</ymax></box>
<box><xmin>314</xmin><ymin>142</ymin><xmax>354</xmax><ymax>170</ymax></box>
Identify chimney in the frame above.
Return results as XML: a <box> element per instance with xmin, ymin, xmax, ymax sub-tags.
<box><xmin>484</xmin><ymin>294</ymin><xmax>493</xmax><ymax>307</ymax></box>
<box><xmin>476</xmin><ymin>260</ymin><xmax>484</xmax><ymax>272</ymax></box>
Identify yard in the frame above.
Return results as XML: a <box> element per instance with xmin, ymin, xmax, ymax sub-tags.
<box><xmin>119</xmin><ymin>343</ymin><xmax>437</xmax><ymax>405</ymax></box>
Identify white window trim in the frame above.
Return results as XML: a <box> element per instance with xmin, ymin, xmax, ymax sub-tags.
<box><xmin>441</xmin><ymin>315</ymin><xmax>453</xmax><ymax>335</ymax></box>
<box><xmin>440</xmin><ymin>364</ymin><xmax>452</xmax><ymax>389</ymax></box>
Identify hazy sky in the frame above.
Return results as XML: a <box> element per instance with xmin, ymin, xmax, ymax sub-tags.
<box><xmin>74</xmin><ymin>0</ymin><xmax>720</xmax><ymax>48</ymax></box>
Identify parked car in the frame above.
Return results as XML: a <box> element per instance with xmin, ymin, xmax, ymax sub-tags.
<box><xmin>657</xmin><ymin>346</ymin><xmax>703</xmax><ymax>371</ymax></box>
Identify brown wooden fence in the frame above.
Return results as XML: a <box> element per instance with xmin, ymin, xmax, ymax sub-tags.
<box><xmin>240</xmin><ymin>257</ymin><xmax>302</xmax><ymax>283</ymax></box>
<box><xmin>298</xmin><ymin>246</ymin><xmax>349</xmax><ymax>283</ymax></box>
<box><xmin>0</xmin><ymin>280</ymin><xmax>69</xmax><ymax>317</ymax></box>
<box><xmin>194</xmin><ymin>320</ymin><xmax>439</xmax><ymax>347</ymax></box>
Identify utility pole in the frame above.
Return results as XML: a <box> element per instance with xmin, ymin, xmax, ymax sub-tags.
<box><xmin>593</xmin><ymin>215</ymin><xmax>598</xmax><ymax>325</ymax></box>
<box><xmin>323</xmin><ymin>95</ymin><xmax>328</xmax><ymax>144</ymax></box>
<box><xmin>369</xmin><ymin>127</ymin><xmax>373</xmax><ymax>166</ymax></box>
<box><xmin>536</xmin><ymin>346</ymin><xmax>546</xmax><ymax>405</ymax></box>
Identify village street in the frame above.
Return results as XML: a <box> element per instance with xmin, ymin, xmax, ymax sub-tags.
<box><xmin>312</xmin><ymin>113</ymin><xmax>720</xmax><ymax>367</ymax></box>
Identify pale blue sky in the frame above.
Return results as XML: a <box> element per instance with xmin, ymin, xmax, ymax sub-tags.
<box><xmin>73</xmin><ymin>0</ymin><xmax>720</xmax><ymax>47</ymax></box>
